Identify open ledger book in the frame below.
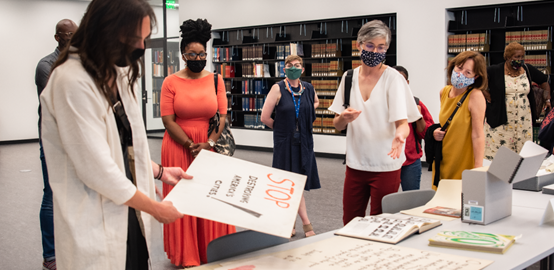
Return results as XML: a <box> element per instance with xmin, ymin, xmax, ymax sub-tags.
<box><xmin>335</xmin><ymin>213</ymin><xmax>441</xmax><ymax>244</ymax></box>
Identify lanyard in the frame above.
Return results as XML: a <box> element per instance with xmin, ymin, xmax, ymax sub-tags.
<box><xmin>285</xmin><ymin>79</ymin><xmax>303</xmax><ymax>120</ymax></box>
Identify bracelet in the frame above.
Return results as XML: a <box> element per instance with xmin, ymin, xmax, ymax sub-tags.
<box><xmin>155</xmin><ymin>163</ymin><xmax>164</xmax><ymax>180</ymax></box>
<box><xmin>184</xmin><ymin>139</ymin><xmax>193</xmax><ymax>149</ymax></box>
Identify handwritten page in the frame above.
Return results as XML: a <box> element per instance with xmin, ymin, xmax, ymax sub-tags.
<box><xmin>268</xmin><ymin>236</ymin><xmax>492</xmax><ymax>270</ymax></box>
<box><xmin>164</xmin><ymin>150</ymin><xmax>307</xmax><ymax>238</ymax></box>
<box><xmin>214</xmin><ymin>256</ymin><xmax>312</xmax><ymax>270</ymax></box>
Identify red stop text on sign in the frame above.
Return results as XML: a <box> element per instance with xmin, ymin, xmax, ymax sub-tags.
<box><xmin>264</xmin><ymin>173</ymin><xmax>295</xmax><ymax>208</ymax></box>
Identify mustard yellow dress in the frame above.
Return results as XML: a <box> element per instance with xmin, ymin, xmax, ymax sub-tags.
<box><xmin>432</xmin><ymin>86</ymin><xmax>475</xmax><ymax>188</ymax></box>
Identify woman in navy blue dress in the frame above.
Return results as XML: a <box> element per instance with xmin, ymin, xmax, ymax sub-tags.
<box><xmin>261</xmin><ymin>55</ymin><xmax>321</xmax><ymax>237</ymax></box>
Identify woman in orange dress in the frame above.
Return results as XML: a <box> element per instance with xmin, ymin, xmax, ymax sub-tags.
<box><xmin>160</xmin><ymin>18</ymin><xmax>235</xmax><ymax>267</ymax></box>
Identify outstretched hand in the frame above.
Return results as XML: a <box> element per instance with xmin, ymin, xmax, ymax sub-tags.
<box><xmin>388</xmin><ymin>134</ymin><xmax>406</xmax><ymax>159</ymax></box>
<box><xmin>340</xmin><ymin>108</ymin><xmax>362</xmax><ymax>123</ymax></box>
<box><xmin>161</xmin><ymin>166</ymin><xmax>192</xmax><ymax>186</ymax></box>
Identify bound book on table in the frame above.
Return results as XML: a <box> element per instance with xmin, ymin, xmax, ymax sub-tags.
<box><xmin>423</xmin><ymin>206</ymin><xmax>461</xmax><ymax>218</ymax></box>
<box><xmin>429</xmin><ymin>231</ymin><xmax>516</xmax><ymax>254</ymax></box>
<box><xmin>335</xmin><ymin>213</ymin><xmax>442</xmax><ymax>244</ymax></box>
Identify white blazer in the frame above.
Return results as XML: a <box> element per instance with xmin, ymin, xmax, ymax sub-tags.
<box><xmin>41</xmin><ymin>53</ymin><xmax>163</xmax><ymax>269</ymax></box>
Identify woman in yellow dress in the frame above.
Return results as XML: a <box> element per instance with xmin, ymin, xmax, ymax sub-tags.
<box><xmin>432</xmin><ymin>51</ymin><xmax>487</xmax><ymax>189</ymax></box>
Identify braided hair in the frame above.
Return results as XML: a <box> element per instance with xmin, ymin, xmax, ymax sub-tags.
<box><xmin>180</xmin><ymin>19</ymin><xmax>212</xmax><ymax>53</ymax></box>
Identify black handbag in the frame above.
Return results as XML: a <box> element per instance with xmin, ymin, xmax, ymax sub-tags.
<box><xmin>208</xmin><ymin>73</ymin><xmax>236</xmax><ymax>156</ymax></box>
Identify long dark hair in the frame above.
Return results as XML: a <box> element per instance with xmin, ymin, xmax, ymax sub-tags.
<box><xmin>52</xmin><ymin>0</ymin><xmax>156</xmax><ymax>101</ymax></box>
<box><xmin>180</xmin><ymin>19</ymin><xmax>212</xmax><ymax>53</ymax></box>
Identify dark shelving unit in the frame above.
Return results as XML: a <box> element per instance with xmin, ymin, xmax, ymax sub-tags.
<box><xmin>212</xmin><ymin>14</ymin><xmax>397</xmax><ymax>134</ymax></box>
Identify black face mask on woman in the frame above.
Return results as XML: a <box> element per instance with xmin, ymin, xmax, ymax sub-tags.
<box><xmin>115</xmin><ymin>43</ymin><xmax>145</xmax><ymax>67</ymax></box>
<box><xmin>187</xmin><ymin>59</ymin><xmax>206</xmax><ymax>73</ymax></box>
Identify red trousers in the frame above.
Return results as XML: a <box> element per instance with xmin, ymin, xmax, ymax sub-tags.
<box><xmin>342</xmin><ymin>166</ymin><xmax>401</xmax><ymax>225</ymax></box>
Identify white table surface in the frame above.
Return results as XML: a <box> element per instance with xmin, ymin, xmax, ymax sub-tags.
<box><xmin>194</xmin><ymin>190</ymin><xmax>554</xmax><ymax>270</ymax></box>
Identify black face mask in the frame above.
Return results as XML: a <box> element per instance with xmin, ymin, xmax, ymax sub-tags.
<box><xmin>115</xmin><ymin>46</ymin><xmax>145</xmax><ymax>67</ymax></box>
<box><xmin>187</xmin><ymin>60</ymin><xmax>206</xmax><ymax>73</ymax></box>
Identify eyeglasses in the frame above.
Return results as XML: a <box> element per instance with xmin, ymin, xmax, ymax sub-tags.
<box><xmin>362</xmin><ymin>42</ymin><xmax>387</xmax><ymax>53</ymax></box>
<box><xmin>183</xmin><ymin>52</ymin><xmax>207</xmax><ymax>60</ymax></box>
<box><xmin>285</xmin><ymin>63</ymin><xmax>302</xmax><ymax>68</ymax></box>
<box><xmin>57</xmin><ymin>32</ymin><xmax>74</xmax><ymax>39</ymax></box>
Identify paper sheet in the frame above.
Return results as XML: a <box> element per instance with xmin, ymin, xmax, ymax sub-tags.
<box><xmin>163</xmin><ymin>150</ymin><xmax>306</xmax><ymax>238</ymax></box>
<box><xmin>401</xmin><ymin>179</ymin><xmax>461</xmax><ymax>221</ymax></box>
<box><xmin>540</xmin><ymin>198</ymin><xmax>554</xmax><ymax>225</ymax></box>
<box><xmin>215</xmin><ymin>236</ymin><xmax>493</xmax><ymax>270</ymax></box>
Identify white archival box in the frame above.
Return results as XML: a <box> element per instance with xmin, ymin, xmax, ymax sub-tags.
<box><xmin>462</xmin><ymin>141</ymin><xmax>547</xmax><ymax>225</ymax></box>
<box><xmin>163</xmin><ymin>150</ymin><xmax>307</xmax><ymax>238</ymax></box>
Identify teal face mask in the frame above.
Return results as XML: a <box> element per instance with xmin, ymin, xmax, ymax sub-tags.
<box><xmin>285</xmin><ymin>67</ymin><xmax>302</xmax><ymax>80</ymax></box>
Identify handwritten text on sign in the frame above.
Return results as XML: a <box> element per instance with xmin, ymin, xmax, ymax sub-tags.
<box><xmin>164</xmin><ymin>150</ymin><xmax>306</xmax><ymax>238</ymax></box>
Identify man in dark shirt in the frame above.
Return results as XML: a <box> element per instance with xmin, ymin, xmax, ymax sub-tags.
<box><xmin>35</xmin><ymin>18</ymin><xmax>77</xmax><ymax>270</ymax></box>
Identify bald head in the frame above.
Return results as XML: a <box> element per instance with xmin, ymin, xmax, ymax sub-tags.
<box><xmin>55</xmin><ymin>19</ymin><xmax>78</xmax><ymax>50</ymax></box>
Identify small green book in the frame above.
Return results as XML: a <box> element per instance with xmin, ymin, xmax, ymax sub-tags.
<box><xmin>429</xmin><ymin>231</ymin><xmax>516</xmax><ymax>254</ymax></box>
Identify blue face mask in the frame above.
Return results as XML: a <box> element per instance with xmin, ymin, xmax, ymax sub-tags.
<box><xmin>451</xmin><ymin>69</ymin><xmax>475</xmax><ymax>89</ymax></box>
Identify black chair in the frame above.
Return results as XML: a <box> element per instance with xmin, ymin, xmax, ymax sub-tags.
<box><xmin>207</xmin><ymin>230</ymin><xmax>289</xmax><ymax>263</ymax></box>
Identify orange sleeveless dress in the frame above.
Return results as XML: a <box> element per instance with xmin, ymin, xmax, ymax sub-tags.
<box><xmin>160</xmin><ymin>73</ymin><xmax>235</xmax><ymax>266</ymax></box>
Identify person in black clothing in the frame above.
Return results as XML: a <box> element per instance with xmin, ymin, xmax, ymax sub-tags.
<box><xmin>34</xmin><ymin>18</ymin><xmax>77</xmax><ymax>270</ymax></box>
<box><xmin>483</xmin><ymin>42</ymin><xmax>551</xmax><ymax>160</ymax></box>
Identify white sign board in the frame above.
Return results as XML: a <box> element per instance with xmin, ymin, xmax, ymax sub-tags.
<box><xmin>164</xmin><ymin>150</ymin><xmax>307</xmax><ymax>238</ymax></box>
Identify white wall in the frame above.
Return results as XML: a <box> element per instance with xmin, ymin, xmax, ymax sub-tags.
<box><xmin>0</xmin><ymin>1</ymin><xmax>182</xmax><ymax>142</ymax></box>
<box><xmin>0</xmin><ymin>0</ymin><xmax>89</xmax><ymax>142</ymax></box>
<box><xmin>180</xmin><ymin>0</ymin><xmax>538</xmax><ymax>154</ymax></box>
<box><xmin>0</xmin><ymin>0</ymin><xmax>539</xmax><ymax>146</ymax></box>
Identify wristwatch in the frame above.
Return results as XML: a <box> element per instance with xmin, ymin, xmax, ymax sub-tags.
<box><xmin>208</xmin><ymin>139</ymin><xmax>215</xmax><ymax>148</ymax></box>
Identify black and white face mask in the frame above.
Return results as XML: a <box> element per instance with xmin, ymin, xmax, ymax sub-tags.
<box><xmin>360</xmin><ymin>49</ymin><xmax>386</xmax><ymax>67</ymax></box>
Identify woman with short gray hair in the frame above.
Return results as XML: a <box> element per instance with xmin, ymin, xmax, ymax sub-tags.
<box><xmin>329</xmin><ymin>20</ymin><xmax>420</xmax><ymax>224</ymax></box>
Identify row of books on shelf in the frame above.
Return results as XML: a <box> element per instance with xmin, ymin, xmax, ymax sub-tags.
<box><xmin>505</xmin><ymin>30</ymin><xmax>552</xmax><ymax>50</ymax></box>
<box><xmin>213</xmin><ymin>47</ymin><xmax>240</xmax><ymax>62</ymax></box>
<box><xmin>447</xmin><ymin>33</ymin><xmax>490</xmax><ymax>53</ymax></box>
<box><xmin>311</xmin><ymin>79</ymin><xmax>339</xmax><ymax>90</ymax></box>
<box><xmin>152</xmin><ymin>64</ymin><xmax>179</xmax><ymax>77</ymax></box>
<box><xmin>152</xmin><ymin>90</ymin><xmax>161</xmax><ymax>105</ymax></box>
<box><xmin>317</xmin><ymin>99</ymin><xmax>333</xmax><ymax>109</ymax></box>
<box><xmin>311</xmin><ymin>43</ymin><xmax>341</xmax><ymax>58</ymax></box>
<box><xmin>242</xmin><ymin>46</ymin><xmax>266</xmax><ymax>61</ymax></box>
<box><xmin>352</xmin><ymin>60</ymin><xmax>362</xmax><ymax>69</ymax></box>
<box><xmin>352</xmin><ymin>40</ymin><xmax>360</xmax><ymax>56</ymax></box>
<box><xmin>240</xmin><ymin>97</ymin><xmax>266</xmax><ymax>112</ymax></box>
<box><xmin>152</xmin><ymin>104</ymin><xmax>161</xmax><ymax>118</ymax></box>
<box><xmin>240</xmin><ymin>80</ymin><xmax>269</xmax><ymax>94</ymax></box>
<box><xmin>244</xmin><ymin>114</ymin><xmax>266</xmax><ymax>129</ymax></box>
<box><xmin>313</xmin><ymin>117</ymin><xmax>335</xmax><ymax>127</ymax></box>
<box><xmin>316</xmin><ymin>90</ymin><xmax>337</xmax><ymax>96</ymax></box>
<box><xmin>312</xmin><ymin>127</ymin><xmax>340</xmax><ymax>134</ymax></box>
<box><xmin>276</xmin><ymin>44</ymin><xmax>294</xmax><ymax>59</ymax></box>
<box><xmin>153</xmin><ymin>50</ymin><xmax>164</xmax><ymax>63</ymax></box>
<box><xmin>212</xmin><ymin>43</ymin><xmax>304</xmax><ymax>62</ymax></box>
<box><xmin>241</xmin><ymin>63</ymin><xmax>272</xmax><ymax>78</ymax></box>
<box><xmin>214</xmin><ymin>63</ymin><xmax>236</xmax><ymax>78</ymax></box>
<box><xmin>315</xmin><ymin>108</ymin><xmax>336</xmax><ymax>115</ymax></box>
<box><xmin>526</xmin><ymin>54</ymin><xmax>552</xmax><ymax>73</ymax></box>
<box><xmin>312</xmin><ymin>61</ymin><xmax>343</xmax><ymax>77</ymax></box>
